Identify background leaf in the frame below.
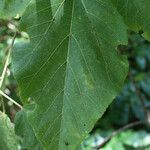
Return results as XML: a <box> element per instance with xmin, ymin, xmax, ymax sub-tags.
<box><xmin>0</xmin><ymin>111</ymin><xmax>18</xmax><ymax>150</ymax></box>
<box><xmin>0</xmin><ymin>0</ymin><xmax>30</xmax><ymax>19</ymax></box>
<box><xmin>15</xmin><ymin>107</ymin><xmax>44</xmax><ymax>150</ymax></box>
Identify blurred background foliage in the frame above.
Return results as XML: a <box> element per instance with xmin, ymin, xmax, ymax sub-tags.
<box><xmin>0</xmin><ymin>19</ymin><xmax>150</xmax><ymax>150</ymax></box>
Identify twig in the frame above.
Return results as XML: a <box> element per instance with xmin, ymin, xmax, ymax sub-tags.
<box><xmin>0</xmin><ymin>90</ymin><xmax>22</xmax><ymax>109</ymax></box>
<box><xmin>0</xmin><ymin>32</ymin><xmax>22</xmax><ymax>109</ymax></box>
<box><xmin>0</xmin><ymin>96</ymin><xmax>6</xmax><ymax>113</ymax></box>
<box><xmin>96</xmin><ymin>121</ymin><xmax>143</xmax><ymax>149</ymax></box>
<box><xmin>0</xmin><ymin>32</ymin><xmax>17</xmax><ymax>88</ymax></box>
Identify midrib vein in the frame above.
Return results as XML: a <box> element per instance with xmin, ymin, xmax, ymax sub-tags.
<box><xmin>58</xmin><ymin>0</ymin><xmax>75</xmax><ymax>149</ymax></box>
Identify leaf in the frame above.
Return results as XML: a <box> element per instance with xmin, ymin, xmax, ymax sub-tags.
<box><xmin>0</xmin><ymin>111</ymin><xmax>18</xmax><ymax>150</ymax></box>
<box><xmin>15</xmin><ymin>107</ymin><xmax>44</xmax><ymax>150</ymax></box>
<box><xmin>112</xmin><ymin>0</ymin><xmax>150</xmax><ymax>40</ymax></box>
<box><xmin>12</xmin><ymin>0</ymin><xmax>129</xmax><ymax>149</ymax></box>
<box><xmin>0</xmin><ymin>0</ymin><xmax>30</xmax><ymax>19</ymax></box>
<box><xmin>103</xmin><ymin>130</ymin><xmax>150</xmax><ymax>150</ymax></box>
<box><xmin>120</xmin><ymin>130</ymin><xmax>150</xmax><ymax>149</ymax></box>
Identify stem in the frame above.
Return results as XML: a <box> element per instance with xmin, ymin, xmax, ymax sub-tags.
<box><xmin>96</xmin><ymin>121</ymin><xmax>143</xmax><ymax>149</ymax></box>
<box><xmin>0</xmin><ymin>32</ymin><xmax>22</xmax><ymax>109</ymax></box>
<box><xmin>0</xmin><ymin>96</ymin><xmax>5</xmax><ymax>113</ymax></box>
<box><xmin>0</xmin><ymin>50</ymin><xmax>11</xmax><ymax>88</ymax></box>
<box><xmin>2</xmin><ymin>100</ymin><xmax>5</xmax><ymax>113</ymax></box>
<box><xmin>0</xmin><ymin>90</ymin><xmax>22</xmax><ymax>109</ymax></box>
<box><xmin>0</xmin><ymin>32</ymin><xmax>17</xmax><ymax>88</ymax></box>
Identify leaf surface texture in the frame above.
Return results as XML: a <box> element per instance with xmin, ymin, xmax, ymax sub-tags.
<box><xmin>13</xmin><ymin>0</ymin><xmax>129</xmax><ymax>149</ymax></box>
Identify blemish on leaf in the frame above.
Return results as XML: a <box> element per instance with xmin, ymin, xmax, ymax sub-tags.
<box><xmin>117</xmin><ymin>45</ymin><xmax>127</xmax><ymax>55</ymax></box>
<box><xmin>65</xmin><ymin>141</ymin><xmax>69</xmax><ymax>146</ymax></box>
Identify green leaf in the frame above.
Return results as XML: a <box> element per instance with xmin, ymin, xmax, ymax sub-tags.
<box><xmin>103</xmin><ymin>130</ymin><xmax>150</xmax><ymax>150</ymax></box>
<box><xmin>120</xmin><ymin>130</ymin><xmax>150</xmax><ymax>149</ymax></box>
<box><xmin>0</xmin><ymin>0</ymin><xmax>30</xmax><ymax>19</ymax></box>
<box><xmin>12</xmin><ymin>0</ymin><xmax>128</xmax><ymax>149</ymax></box>
<box><xmin>112</xmin><ymin>0</ymin><xmax>150</xmax><ymax>40</ymax></box>
<box><xmin>15</xmin><ymin>108</ymin><xmax>44</xmax><ymax>150</ymax></box>
<box><xmin>0</xmin><ymin>111</ymin><xmax>18</xmax><ymax>150</ymax></box>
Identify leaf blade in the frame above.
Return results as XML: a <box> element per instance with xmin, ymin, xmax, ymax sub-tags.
<box><xmin>112</xmin><ymin>0</ymin><xmax>150</xmax><ymax>40</ymax></box>
<box><xmin>0</xmin><ymin>112</ymin><xmax>18</xmax><ymax>150</ymax></box>
<box><xmin>12</xmin><ymin>0</ymin><xmax>128</xmax><ymax>149</ymax></box>
<box><xmin>15</xmin><ymin>108</ymin><xmax>44</xmax><ymax>150</ymax></box>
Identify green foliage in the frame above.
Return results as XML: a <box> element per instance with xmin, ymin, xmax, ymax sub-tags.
<box><xmin>15</xmin><ymin>107</ymin><xmax>43</xmax><ymax>150</ymax></box>
<box><xmin>83</xmin><ymin>129</ymin><xmax>150</xmax><ymax>150</ymax></box>
<box><xmin>104</xmin><ymin>130</ymin><xmax>150</xmax><ymax>150</ymax></box>
<box><xmin>0</xmin><ymin>111</ymin><xmax>18</xmax><ymax>150</ymax></box>
<box><xmin>0</xmin><ymin>0</ymin><xmax>30</xmax><ymax>19</ymax></box>
<box><xmin>112</xmin><ymin>0</ymin><xmax>150</xmax><ymax>40</ymax></box>
<box><xmin>12</xmin><ymin>1</ymin><xmax>128</xmax><ymax>149</ymax></box>
<box><xmin>107</xmin><ymin>32</ymin><xmax>150</xmax><ymax>126</ymax></box>
<box><xmin>0</xmin><ymin>1</ymin><xmax>150</xmax><ymax>150</ymax></box>
<box><xmin>83</xmin><ymin>32</ymin><xmax>150</xmax><ymax>149</ymax></box>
